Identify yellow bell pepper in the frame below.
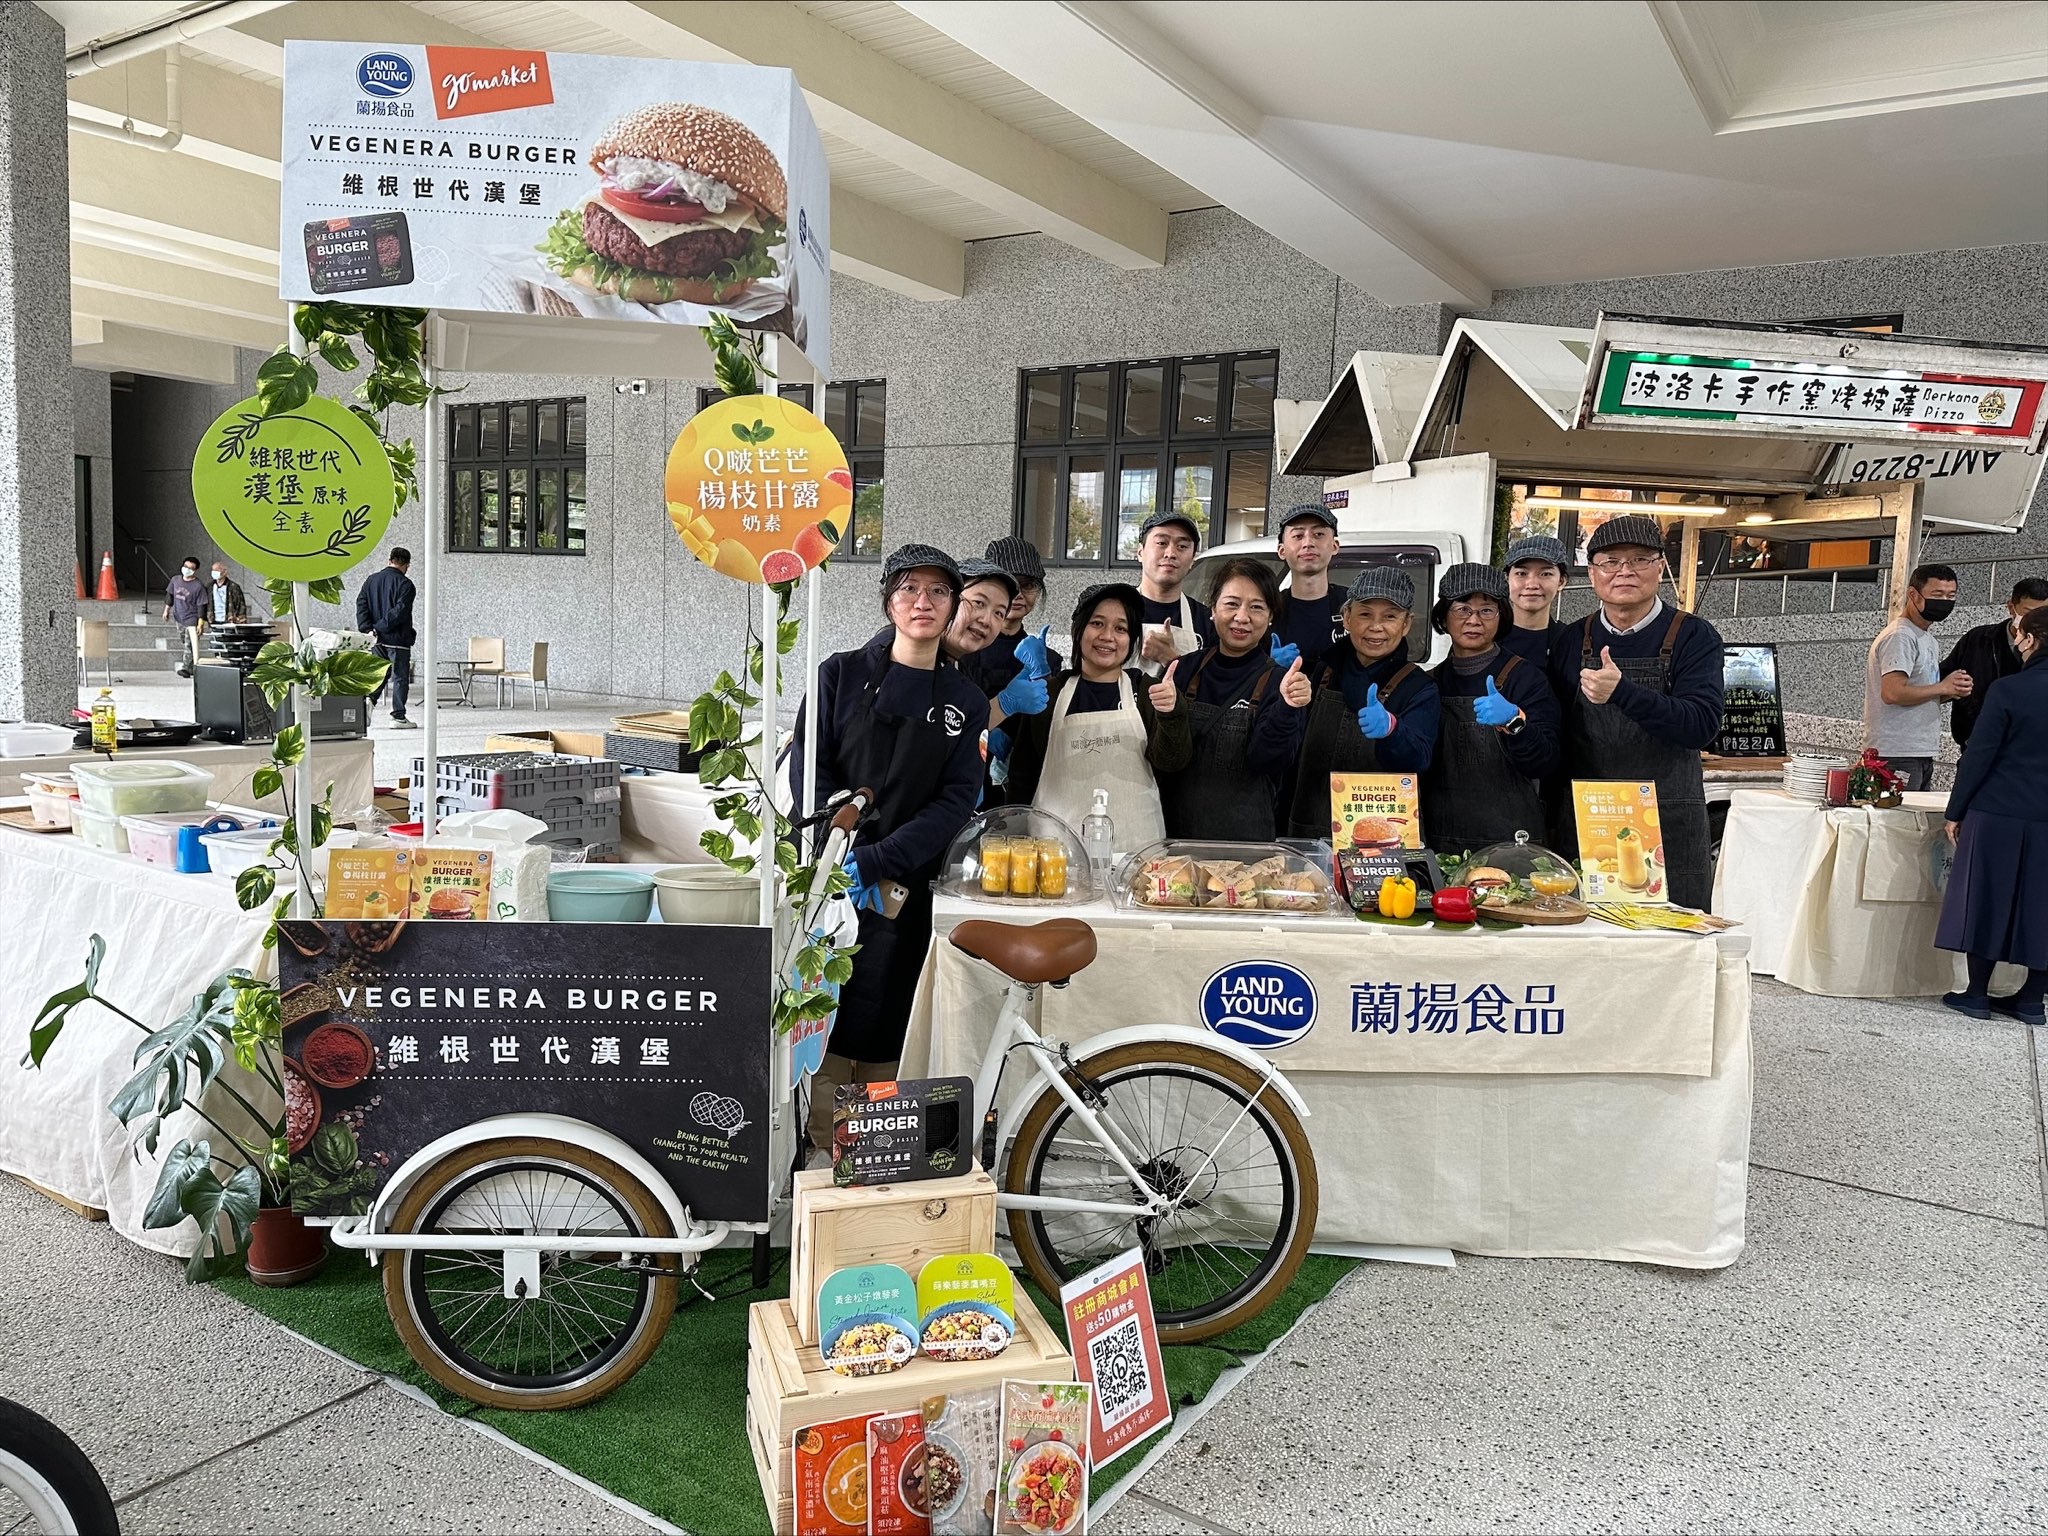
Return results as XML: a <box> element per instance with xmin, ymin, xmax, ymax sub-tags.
<box><xmin>1377</xmin><ymin>874</ymin><xmax>1416</xmax><ymax>919</ymax></box>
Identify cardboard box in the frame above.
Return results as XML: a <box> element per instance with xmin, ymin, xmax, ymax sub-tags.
<box><xmin>788</xmin><ymin>1164</ymin><xmax>997</xmax><ymax>1345</ymax></box>
<box><xmin>485</xmin><ymin>729</ymin><xmax>607</xmax><ymax>758</ymax></box>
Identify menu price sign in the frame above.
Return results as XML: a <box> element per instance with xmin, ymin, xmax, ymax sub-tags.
<box><xmin>832</xmin><ymin>1076</ymin><xmax>973</xmax><ymax>1187</ymax></box>
<box><xmin>1716</xmin><ymin>644</ymin><xmax>1786</xmax><ymax>757</ymax></box>
<box><xmin>1330</xmin><ymin>772</ymin><xmax>1422</xmax><ymax>851</ymax></box>
<box><xmin>1060</xmin><ymin>1249</ymin><xmax>1168</xmax><ymax>1465</ymax></box>
<box><xmin>1571</xmin><ymin>781</ymin><xmax>1668</xmax><ymax>903</ymax></box>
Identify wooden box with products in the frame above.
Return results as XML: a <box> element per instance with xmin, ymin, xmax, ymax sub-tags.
<box><xmin>745</xmin><ymin>1295</ymin><xmax>1075</xmax><ymax>1535</ymax></box>
<box><xmin>787</xmin><ymin>1164</ymin><xmax>997</xmax><ymax>1344</ymax></box>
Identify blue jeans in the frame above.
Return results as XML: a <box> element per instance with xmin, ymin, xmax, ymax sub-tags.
<box><xmin>373</xmin><ymin>643</ymin><xmax>412</xmax><ymax>719</ymax></box>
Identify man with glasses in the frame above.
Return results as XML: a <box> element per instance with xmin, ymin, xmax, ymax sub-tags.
<box><xmin>1550</xmin><ymin>514</ymin><xmax>1725</xmax><ymax>910</ymax></box>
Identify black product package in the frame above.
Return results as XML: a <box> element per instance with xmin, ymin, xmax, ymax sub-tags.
<box><xmin>304</xmin><ymin>212</ymin><xmax>415</xmax><ymax>294</ymax></box>
<box><xmin>833</xmin><ymin>1076</ymin><xmax>973</xmax><ymax>1186</ymax></box>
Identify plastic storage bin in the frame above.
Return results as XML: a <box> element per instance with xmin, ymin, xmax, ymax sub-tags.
<box><xmin>122</xmin><ymin>812</ymin><xmax>244</xmax><ymax>871</ymax></box>
<box><xmin>71</xmin><ymin>760</ymin><xmax>214</xmax><ymax>819</ymax></box>
<box><xmin>26</xmin><ymin>777</ymin><xmax>78</xmax><ymax>828</ymax></box>
<box><xmin>0</xmin><ymin>722</ymin><xmax>79</xmax><ymax>757</ymax></box>
<box><xmin>74</xmin><ymin>805</ymin><xmax>128</xmax><ymax>854</ymax></box>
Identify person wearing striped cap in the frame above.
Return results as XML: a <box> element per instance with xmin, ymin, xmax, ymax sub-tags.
<box><xmin>791</xmin><ymin>544</ymin><xmax>991</xmax><ymax>1145</ymax></box>
<box><xmin>1284</xmin><ymin>565</ymin><xmax>1439</xmax><ymax>840</ymax></box>
<box><xmin>1422</xmin><ymin>563</ymin><xmax>1562</xmax><ymax>857</ymax></box>
<box><xmin>1550</xmin><ymin>514</ymin><xmax>1725</xmax><ymax>910</ymax></box>
<box><xmin>1500</xmin><ymin>534</ymin><xmax>1572</xmax><ymax>671</ymax></box>
<box><xmin>964</xmin><ymin>537</ymin><xmax>1063</xmax><ymax>695</ymax></box>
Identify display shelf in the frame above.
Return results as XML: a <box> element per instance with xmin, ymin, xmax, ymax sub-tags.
<box><xmin>787</xmin><ymin>1163</ymin><xmax>997</xmax><ymax>1345</ymax></box>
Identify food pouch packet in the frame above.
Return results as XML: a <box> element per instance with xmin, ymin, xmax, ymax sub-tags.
<box><xmin>995</xmin><ymin>1382</ymin><xmax>1092</xmax><ymax>1536</ymax></box>
<box><xmin>868</xmin><ymin>1410</ymin><xmax>931</xmax><ymax>1536</ymax></box>
<box><xmin>795</xmin><ymin>1414</ymin><xmax>874</xmax><ymax>1536</ymax></box>
<box><xmin>1136</xmin><ymin>855</ymin><xmax>1197</xmax><ymax>908</ymax></box>
<box><xmin>923</xmin><ymin>1389</ymin><xmax>999</xmax><ymax>1536</ymax></box>
<box><xmin>1199</xmin><ymin>860</ymin><xmax>1254</xmax><ymax>908</ymax></box>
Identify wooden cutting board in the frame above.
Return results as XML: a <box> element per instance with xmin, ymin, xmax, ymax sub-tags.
<box><xmin>1476</xmin><ymin>896</ymin><xmax>1589</xmax><ymax>926</ymax></box>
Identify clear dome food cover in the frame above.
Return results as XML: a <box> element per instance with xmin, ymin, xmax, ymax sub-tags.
<box><xmin>936</xmin><ymin>805</ymin><xmax>1094</xmax><ymax>905</ymax></box>
<box><xmin>1115</xmin><ymin>839</ymin><xmax>1334</xmax><ymax>916</ymax></box>
<box><xmin>1466</xmin><ymin>830</ymin><xmax>1581</xmax><ymax>906</ymax></box>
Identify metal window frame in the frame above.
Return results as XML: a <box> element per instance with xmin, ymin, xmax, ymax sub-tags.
<box><xmin>1013</xmin><ymin>351</ymin><xmax>1279</xmax><ymax>568</ymax></box>
<box><xmin>445</xmin><ymin>396</ymin><xmax>588</xmax><ymax>556</ymax></box>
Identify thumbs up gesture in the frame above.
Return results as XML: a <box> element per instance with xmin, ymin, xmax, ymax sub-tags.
<box><xmin>1581</xmin><ymin>645</ymin><xmax>1624</xmax><ymax>704</ymax></box>
<box><xmin>1016</xmin><ymin>623</ymin><xmax>1053</xmax><ymax>679</ymax></box>
<box><xmin>1141</xmin><ymin>617</ymin><xmax>1180</xmax><ymax>666</ymax></box>
<box><xmin>1279</xmin><ymin>655</ymin><xmax>1311</xmax><ymax>708</ymax></box>
<box><xmin>1149</xmin><ymin>658</ymin><xmax>1180</xmax><ymax>713</ymax></box>
<box><xmin>1358</xmin><ymin>682</ymin><xmax>1395</xmax><ymax>738</ymax></box>
<box><xmin>1268</xmin><ymin>634</ymin><xmax>1301</xmax><ymax>670</ymax></box>
<box><xmin>1474</xmin><ymin>673</ymin><xmax>1523</xmax><ymax>728</ymax></box>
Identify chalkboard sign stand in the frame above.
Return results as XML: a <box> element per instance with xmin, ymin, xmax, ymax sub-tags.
<box><xmin>1716</xmin><ymin>642</ymin><xmax>1788</xmax><ymax>759</ymax></box>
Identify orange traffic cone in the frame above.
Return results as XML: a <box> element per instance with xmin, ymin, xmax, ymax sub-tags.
<box><xmin>74</xmin><ymin>559</ymin><xmax>87</xmax><ymax>600</ymax></box>
<box><xmin>94</xmin><ymin>551</ymin><xmax>118</xmax><ymax>601</ymax></box>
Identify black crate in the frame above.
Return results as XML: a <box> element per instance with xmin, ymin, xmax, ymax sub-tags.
<box><xmin>603</xmin><ymin>731</ymin><xmax>703</xmax><ymax>774</ymax></box>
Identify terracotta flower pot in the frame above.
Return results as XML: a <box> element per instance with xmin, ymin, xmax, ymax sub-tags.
<box><xmin>245</xmin><ymin>1206</ymin><xmax>328</xmax><ymax>1287</ymax></box>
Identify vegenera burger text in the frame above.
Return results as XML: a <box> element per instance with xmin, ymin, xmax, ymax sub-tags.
<box><xmin>336</xmin><ymin>984</ymin><xmax>720</xmax><ymax>1013</ymax></box>
<box><xmin>842</xmin><ymin>1114</ymin><xmax>920</xmax><ymax>1134</ymax></box>
<box><xmin>307</xmin><ymin>134</ymin><xmax>579</xmax><ymax>163</ymax></box>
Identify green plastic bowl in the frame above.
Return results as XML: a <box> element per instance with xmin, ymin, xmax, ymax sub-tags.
<box><xmin>546</xmin><ymin>868</ymin><xmax>655</xmax><ymax>923</ymax></box>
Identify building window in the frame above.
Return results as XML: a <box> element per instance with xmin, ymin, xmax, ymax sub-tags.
<box><xmin>447</xmin><ymin>398</ymin><xmax>586</xmax><ymax>554</ymax></box>
<box><xmin>698</xmin><ymin>381</ymin><xmax>884</xmax><ymax>559</ymax></box>
<box><xmin>1014</xmin><ymin>352</ymin><xmax>1276</xmax><ymax>567</ymax></box>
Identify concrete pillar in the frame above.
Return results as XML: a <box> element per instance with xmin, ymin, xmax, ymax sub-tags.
<box><xmin>0</xmin><ymin>4</ymin><xmax>75</xmax><ymax>724</ymax></box>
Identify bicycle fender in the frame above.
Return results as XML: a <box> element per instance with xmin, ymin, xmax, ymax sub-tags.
<box><xmin>1064</xmin><ymin>1024</ymin><xmax>1312</xmax><ymax>1120</ymax></box>
<box><xmin>368</xmin><ymin>1111</ymin><xmax>695</xmax><ymax>1240</ymax></box>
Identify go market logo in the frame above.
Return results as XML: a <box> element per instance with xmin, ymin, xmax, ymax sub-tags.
<box><xmin>1199</xmin><ymin>960</ymin><xmax>1317</xmax><ymax>1051</ymax></box>
<box><xmin>357</xmin><ymin>53</ymin><xmax>415</xmax><ymax>98</ymax></box>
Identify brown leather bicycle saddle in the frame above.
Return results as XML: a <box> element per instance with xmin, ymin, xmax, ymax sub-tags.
<box><xmin>949</xmin><ymin>918</ymin><xmax>1098</xmax><ymax>985</ymax></box>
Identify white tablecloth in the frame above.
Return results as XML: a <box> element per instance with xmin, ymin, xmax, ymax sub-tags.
<box><xmin>904</xmin><ymin>897</ymin><xmax>1752</xmax><ymax>1268</ymax></box>
<box><xmin>0</xmin><ymin>738</ymin><xmax>376</xmax><ymax>817</ymax></box>
<box><xmin>1713</xmin><ymin>788</ymin><xmax>1994</xmax><ymax>996</ymax></box>
<box><xmin>0</xmin><ymin>829</ymin><xmax>273</xmax><ymax>1257</ymax></box>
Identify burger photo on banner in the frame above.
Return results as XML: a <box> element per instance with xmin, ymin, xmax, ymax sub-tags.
<box><xmin>279</xmin><ymin>44</ymin><xmax>830</xmax><ymax>368</ymax></box>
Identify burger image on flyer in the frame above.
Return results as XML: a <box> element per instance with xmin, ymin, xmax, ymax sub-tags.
<box><xmin>539</xmin><ymin>102</ymin><xmax>787</xmax><ymax>307</ymax></box>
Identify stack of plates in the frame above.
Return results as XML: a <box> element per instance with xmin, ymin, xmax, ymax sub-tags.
<box><xmin>1783</xmin><ymin>755</ymin><xmax>1847</xmax><ymax>803</ymax></box>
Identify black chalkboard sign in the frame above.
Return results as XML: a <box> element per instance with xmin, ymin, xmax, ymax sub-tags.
<box><xmin>831</xmin><ymin>1076</ymin><xmax>974</xmax><ymax>1186</ymax></box>
<box><xmin>278</xmin><ymin>919</ymin><xmax>773</xmax><ymax>1223</ymax></box>
<box><xmin>303</xmin><ymin>212</ymin><xmax>414</xmax><ymax>294</ymax></box>
<box><xmin>1717</xmin><ymin>644</ymin><xmax>1787</xmax><ymax>757</ymax></box>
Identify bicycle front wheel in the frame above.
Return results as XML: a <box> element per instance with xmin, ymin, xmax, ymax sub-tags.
<box><xmin>1006</xmin><ymin>1041</ymin><xmax>1317</xmax><ymax>1344</ymax></box>
<box><xmin>0</xmin><ymin>1398</ymin><xmax>117</xmax><ymax>1535</ymax></box>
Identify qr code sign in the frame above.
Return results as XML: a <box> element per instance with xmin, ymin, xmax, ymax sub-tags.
<box><xmin>1088</xmin><ymin>1317</ymin><xmax>1154</xmax><ymax>1431</ymax></box>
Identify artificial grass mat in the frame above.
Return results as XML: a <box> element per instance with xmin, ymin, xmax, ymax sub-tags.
<box><xmin>217</xmin><ymin>1247</ymin><xmax>1359</xmax><ymax>1533</ymax></box>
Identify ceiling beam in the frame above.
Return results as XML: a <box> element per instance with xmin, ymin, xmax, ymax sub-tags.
<box><xmin>831</xmin><ymin>189</ymin><xmax>963</xmax><ymax>301</ymax></box>
<box><xmin>69</xmin><ymin>129</ymin><xmax>280</xmax><ymax>259</ymax></box>
<box><xmin>67</xmin><ymin>50</ymin><xmax>288</xmax><ymax>178</ymax></box>
<box><xmin>74</xmin><ymin>324</ymin><xmax>242</xmax><ymax>386</ymax></box>
<box><xmin>71</xmin><ymin>284</ymin><xmax>285</xmax><ymax>351</ymax></box>
<box><xmin>71</xmin><ymin>244</ymin><xmax>284</xmax><ymax>329</ymax></box>
<box><xmin>558</xmin><ymin>0</ymin><xmax>1168</xmax><ymax>270</ymax></box>
<box><xmin>899</xmin><ymin>0</ymin><xmax>1492</xmax><ymax>308</ymax></box>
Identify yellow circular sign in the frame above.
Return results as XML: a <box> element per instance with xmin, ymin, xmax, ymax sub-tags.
<box><xmin>190</xmin><ymin>395</ymin><xmax>395</xmax><ymax>581</ymax></box>
<box><xmin>665</xmin><ymin>395</ymin><xmax>850</xmax><ymax>584</ymax></box>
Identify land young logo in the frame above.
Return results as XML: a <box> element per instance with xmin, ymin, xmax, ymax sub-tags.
<box><xmin>1199</xmin><ymin>960</ymin><xmax>1317</xmax><ymax>1051</ymax></box>
<box><xmin>356</xmin><ymin>53</ymin><xmax>415</xmax><ymax>98</ymax></box>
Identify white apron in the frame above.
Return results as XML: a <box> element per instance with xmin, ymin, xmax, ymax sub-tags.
<box><xmin>1033</xmin><ymin>673</ymin><xmax>1167</xmax><ymax>855</ymax></box>
<box><xmin>1140</xmin><ymin>592</ymin><xmax>1204</xmax><ymax>679</ymax></box>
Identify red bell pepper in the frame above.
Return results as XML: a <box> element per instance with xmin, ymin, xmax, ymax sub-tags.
<box><xmin>1432</xmin><ymin>885</ymin><xmax>1477</xmax><ymax>924</ymax></box>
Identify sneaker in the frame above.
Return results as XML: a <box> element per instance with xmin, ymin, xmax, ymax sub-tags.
<box><xmin>1987</xmin><ymin>994</ymin><xmax>2046</xmax><ymax>1027</ymax></box>
<box><xmin>390</xmin><ymin>717</ymin><xmax>419</xmax><ymax>730</ymax></box>
<box><xmin>1940</xmin><ymin>990</ymin><xmax>1992</xmax><ymax>1021</ymax></box>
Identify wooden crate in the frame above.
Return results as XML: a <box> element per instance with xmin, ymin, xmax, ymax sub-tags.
<box><xmin>788</xmin><ymin>1165</ymin><xmax>997</xmax><ymax>1344</ymax></box>
<box><xmin>746</xmin><ymin>1295</ymin><xmax>1075</xmax><ymax>1535</ymax></box>
<box><xmin>485</xmin><ymin>729</ymin><xmax>608</xmax><ymax>758</ymax></box>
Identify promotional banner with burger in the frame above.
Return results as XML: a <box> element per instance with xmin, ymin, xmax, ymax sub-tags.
<box><xmin>280</xmin><ymin>43</ymin><xmax>830</xmax><ymax>369</ymax></box>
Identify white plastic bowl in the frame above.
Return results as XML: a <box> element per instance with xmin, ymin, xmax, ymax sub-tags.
<box><xmin>651</xmin><ymin>865</ymin><xmax>762</xmax><ymax>926</ymax></box>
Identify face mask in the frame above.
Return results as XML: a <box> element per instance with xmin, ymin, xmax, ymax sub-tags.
<box><xmin>181</xmin><ymin>568</ymin><xmax>197</xmax><ymax>579</ymax></box>
<box><xmin>212</xmin><ymin>573</ymin><xmax>226</xmax><ymax>584</ymax></box>
<box><xmin>1919</xmin><ymin>598</ymin><xmax>1956</xmax><ymax>624</ymax></box>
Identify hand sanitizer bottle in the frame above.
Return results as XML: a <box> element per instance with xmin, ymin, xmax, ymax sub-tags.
<box><xmin>1081</xmin><ymin>788</ymin><xmax>1115</xmax><ymax>892</ymax></box>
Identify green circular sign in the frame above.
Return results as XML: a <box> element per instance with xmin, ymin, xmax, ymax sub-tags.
<box><xmin>190</xmin><ymin>394</ymin><xmax>396</xmax><ymax>581</ymax></box>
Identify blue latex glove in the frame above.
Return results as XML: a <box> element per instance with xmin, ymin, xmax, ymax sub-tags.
<box><xmin>985</xmin><ymin>725</ymin><xmax>1011</xmax><ymax>762</ymax></box>
<box><xmin>1014</xmin><ymin>624</ymin><xmax>1053</xmax><ymax>679</ymax></box>
<box><xmin>841</xmin><ymin>852</ymin><xmax>884</xmax><ymax>913</ymax></box>
<box><xmin>1268</xmin><ymin>635</ymin><xmax>1301</xmax><ymax>670</ymax></box>
<box><xmin>1474</xmin><ymin>674</ymin><xmax>1522</xmax><ymax>728</ymax></box>
<box><xmin>996</xmin><ymin>670</ymin><xmax>1049</xmax><ymax>717</ymax></box>
<box><xmin>1357</xmin><ymin>683</ymin><xmax>1395</xmax><ymax>740</ymax></box>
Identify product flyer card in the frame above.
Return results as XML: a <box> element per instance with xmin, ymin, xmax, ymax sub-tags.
<box><xmin>325</xmin><ymin>847</ymin><xmax>412</xmax><ymax>919</ymax></box>
<box><xmin>922</xmin><ymin>1389</ymin><xmax>999</xmax><ymax>1536</ymax></box>
<box><xmin>832</xmin><ymin>1076</ymin><xmax>973</xmax><ymax>1186</ymax></box>
<box><xmin>408</xmin><ymin>846</ymin><xmax>494</xmax><ymax>921</ymax></box>
<box><xmin>916</xmin><ymin>1255</ymin><xmax>1016</xmax><ymax>1363</ymax></box>
<box><xmin>817</xmin><ymin>1264</ymin><xmax>919</xmax><ymax>1378</ymax></box>
<box><xmin>867</xmin><ymin>1411</ymin><xmax>931</xmax><ymax>1536</ymax></box>
<box><xmin>1330</xmin><ymin>772</ymin><xmax>1422</xmax><ymax>850</ymax></box>
<box><xmin>794</xmin><ymin>1415</ymin><xmax>875</xmax><ymax>1536</ymax></box>
<box><xmin>1060</xmin><ymin>1249</ymin><xmax>1169</xmax><ymax>1465</ymax></box>
<box><xmin>1571</xmin><ymin>780</ymin><xmax>1668</xmax><ymax>903</ymax></box>
<box><xmin>995</xmin><ymin>1383</ymin><xmax>1091</xmax><ymax>1536</ymax></box>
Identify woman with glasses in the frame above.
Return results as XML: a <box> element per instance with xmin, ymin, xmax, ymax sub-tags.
<box><xmin>1421</xmin><ymin>565</ymin><xmax>1561</xmax><ymax>858</ymax></box>
<box><xmin>1157</xmin><ymin>558</ymin><xmax>1312</xmax><ymax>841</ymax></box>
<box><xmin>1549</xmin><ymin>515</ymin><xmax>1726</xmax><ymax>910</ymax></box>
<box><xmin>1285</xmin><ymin>567</ymin><xmax>1439</xmax><ymax>841</ymax></box>
<box><xmin>791</xmin><ymin>544</ymin><xmax>990</xmax><ymax>1145</ymax></box>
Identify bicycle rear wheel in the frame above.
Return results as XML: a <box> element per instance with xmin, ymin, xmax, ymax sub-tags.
<box><xmin>0</xmin><ymin>1399</ymin><xmax>117</xmax><ymax>1535</ymax></box>
<box><xmin>1005</xmin><ymin>1041</ymin><xmax>1317</xmax><ymax>1344</ymax></box>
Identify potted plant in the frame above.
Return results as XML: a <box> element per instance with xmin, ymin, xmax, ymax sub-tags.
<box><xmin>1847</xmin><ymin>748</ymin><xmax>1905</xmax><ymax>808</ymax></box>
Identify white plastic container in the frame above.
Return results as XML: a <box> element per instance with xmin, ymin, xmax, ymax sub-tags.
<box><xmin>74</xmin><ymin>805</ymin><xmax>128</xmax><ymax>854</ymax></box>
<box><xmin>651</xmin><ymin>865</ymin><xmax>761</xmax><ymax>926</ymax></box>
<box><xmin>198</xmin><ymin>825</ymin><xmax>281</xmax><ymax>879</ymax></box>
<box><xmin>27</xmin><ymin>781</ymin><xmax>78</xmax><ymax>828</ymax></box>
<box><xmin>0</xmin><ymin>722</ymin><xmax>79</xmax><ymax>757</ymax></box>
<box><xmin>71</xmin><ymin>760</ymin><xmax>214</xmax><ymax>819</ymax></box>
<box><xmin>122</xmin><ymin>812</ymin><xmax>235</xmax><ymax>870</ymax></box>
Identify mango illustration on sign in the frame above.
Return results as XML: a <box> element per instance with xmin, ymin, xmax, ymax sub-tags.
<box><xmin>190</xmin><ymin>394</ymin><xmax>396</xmax><ymax>582</ymax></box>
<box><xmin>664</xmin><ymin>394</ymin><xmax>850</xmax><ymax>585</ymax></box>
